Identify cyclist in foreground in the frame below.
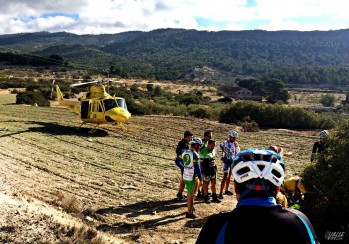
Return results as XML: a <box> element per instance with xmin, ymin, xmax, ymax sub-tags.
<box><xmin>196</xmin><ymin>148</ymin><xmax>319</xmax><ymax>244</ymax></box>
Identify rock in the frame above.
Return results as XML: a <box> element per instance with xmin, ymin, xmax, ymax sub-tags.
<box><xmin>85</xmin><ymin>216</ymin><xmax>94</xmax><ymax>222</ymax></box>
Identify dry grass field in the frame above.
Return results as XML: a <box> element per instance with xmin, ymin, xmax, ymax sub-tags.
<box><xmin>0</xmin><ymin>92</ymin><xmax>319</xmax><ymax>243</ymax></box>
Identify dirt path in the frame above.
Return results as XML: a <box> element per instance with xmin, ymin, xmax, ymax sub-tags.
<box><xmin>0</xmin><ymin>94</ymin><xmax>317</xmax><ymax>243</ymax></box>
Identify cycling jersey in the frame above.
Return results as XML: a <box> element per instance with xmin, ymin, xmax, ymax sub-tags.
<box><xmin>196</xmin><ymin>198</ymin><xmax>319</xmax><ymax>244</ymax></box>
<box><xmin>182</xmin><ymin>149</ymin><xmax>202</xmax><ymax>182</ymax></box>
<box><xmin>200</xmin><ymin>147</ymin><xmax>216</xmax><ymax>170</ymax></box>
<box><xmin>312</xmin><ymin>141</ymin><xmax>327</xmax><ymax>154</ymax></box>
<box><xmin>183</xmin><ymin>149</ymin><xmax>202</xmax><ymax>195</ymax></box>
<box><xmin>215</xmin><ymin>140</ymin><xmax>240</xmax><ymax>163</ymax></box>
<box><xmin>311</xmin><ymin>141</ymin><xmax>328</xmax><ymax>162</ymax></box>
<box><xmin>200</xmin><ymin>147</ymin><xmax>217</xmax><ymax>181</ymax></box>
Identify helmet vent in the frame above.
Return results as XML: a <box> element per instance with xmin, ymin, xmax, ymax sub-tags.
<box><xmin>271</xmin><ymin>169</ymin><xmax>281</xmax><ymax>178</ymax></box>
<box><xmin>262</xmin><ymin>155</ymin><xmax>271</xmax><ymax>161</ymax></box>
<box><xmin>257</xmin><ymin>165</ymin><xmax>265</xmax><ymax>171</ymax></box>
<box><xmin>237</xmin><ymin>167</ymin><xmax>250</xmax><ymax>175</ymax></box>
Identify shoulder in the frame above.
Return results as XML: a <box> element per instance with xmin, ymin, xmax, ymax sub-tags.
<box><xmin>196</xmin><ymin>211</ymin><xmax>235</xmax><ymax>244</ymax></box>
<box><xmin>313</xmin><ymin>141</ymin><xmax>320</xmax><ymax>146</ymax></box>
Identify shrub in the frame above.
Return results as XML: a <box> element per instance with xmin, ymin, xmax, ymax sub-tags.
<box><xmin>320</xmin><ymin>94</ymin><xmax>336</xmax><ymax>107</ymax></box>
<box><xmin>302</xmin><ymin>120</ymin><xmax>349</xmax><ymax>243</ymax></box>
<box><xmin>219</xmin><ymin>100</ymin><xmax>336</xmax><ymax>129</ymax></box>
<box><xmin>16</xmin><ymin>91</ymin><xmax>50</xmax><ymax>107</ymax></box>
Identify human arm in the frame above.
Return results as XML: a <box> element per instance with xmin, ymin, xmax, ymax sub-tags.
<box><xmin>214</xmin><ymin>144</ymin><xmax>224</xmax><ymax>160</ymax></box>
<box><xmin>174</xmin><ymin>157</ymin><xmax>184</xmax><ymax>170</ymax></box>
<box><xmin>234</xmin><ymin>141</ymin><xmax>240</xmax><ymax>154</ymax></box>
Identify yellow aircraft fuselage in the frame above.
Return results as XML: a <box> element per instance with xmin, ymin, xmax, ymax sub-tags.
<box><xmin>55</xmin><ymin>84</ymin><xmax>131</xmax><ymax>125</ymax></box>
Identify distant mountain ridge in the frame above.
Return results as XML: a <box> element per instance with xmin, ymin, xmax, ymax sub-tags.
<box><xmin>1</xmin><ymin>28</ymin><xmax>349</xmax><ymax>85</ymax></box>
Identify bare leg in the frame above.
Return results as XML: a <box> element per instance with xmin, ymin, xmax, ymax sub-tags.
<box><xmin>179</xmin><ymin>178</ymin><xmax>185</xmax><ymax>194</ymax></box>
<box><xmin>211</xmin><ymin>179</ymin><xmax>216</xmax><ymax>194</ymax></box>
<box><xmin>203</xmin><ymin>181</ymin><xmax>209</xmax><ymax>195</ymax></box>
<box><xmin>225</xmin><ymin>174</ymin><xmax>232</xmax><ymax>192</ymax></box>
<box><xmin>220</xmin><ymin>173</ymin><xmax>227</xmax><ymax>195</ymax></box>
<box><xmin>187</xmin><ymin>194</ymin><xmax>194</xmax><ymax>213</ymax></box>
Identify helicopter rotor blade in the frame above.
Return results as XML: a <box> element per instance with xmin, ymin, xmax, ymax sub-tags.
<box><xmin>70</xmin><ymin>80</ymin><xmax>100</xmax><ymax>87</ymax></box>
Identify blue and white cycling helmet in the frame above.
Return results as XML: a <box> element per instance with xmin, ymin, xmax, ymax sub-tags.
<box><xmin>319</xmin><ymin>130</ymin><xmax>329</xmax><ymax>139</ymax></box>
<box><xmin>228</xmin><ymin>130</ymin><xmax>238</xmax><ymax>138</ymax></box>
<box><xmin>189</xmin><ymin>136</ymin><xmax>202</xmax><ymax>145</ymax></box>
<box><xmin>232</xmin><ymin>148</ymin><xmax>285</xmax><ymax>187</ymax></box>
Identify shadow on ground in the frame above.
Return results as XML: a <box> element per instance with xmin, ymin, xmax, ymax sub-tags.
<box><xmin>0</xmin><ymin>120</ymin><xmax>108</xmax><ymax>137</ymax></box>
<box><xmin>95</xmin><ymin>199</ymin><xmax>208</xmax><ymax>233</ymax></box>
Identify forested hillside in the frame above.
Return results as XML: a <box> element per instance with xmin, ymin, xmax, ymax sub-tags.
<box><xmin>1</xmin><ymin>28</ymin><xmax>349</xmax><ymax>84</ymax></box>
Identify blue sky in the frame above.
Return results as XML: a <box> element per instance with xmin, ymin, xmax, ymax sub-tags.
<box><xmin>0</xmin><ymin>0</ymin><xmax>349</xmax><ymax>35</ymax></box>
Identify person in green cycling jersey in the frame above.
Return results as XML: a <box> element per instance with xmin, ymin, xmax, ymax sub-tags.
<box><xmin>200</xmin><ymin>139</ymin><xmax>221</xmax><ymax>204</ymax></box>
<box><xmin>198</xmin><ymin>130</ymin><xmax>213</xmax><ymax>197</ymax></box>
<box><xmin>182</xmin><ymin>136</ymin><xmax>203</xmax><ymax>219</ymax></box>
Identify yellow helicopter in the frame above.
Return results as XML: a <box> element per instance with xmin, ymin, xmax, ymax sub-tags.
<box><xmin>55</xmin><ymin>80</ymin><xmax>131</xmax><ymax>132</ymax></box>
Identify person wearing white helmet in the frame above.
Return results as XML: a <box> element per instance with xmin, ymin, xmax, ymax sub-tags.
<box><xmin>215</xmin><ymin>130</ymin><xmax>240</xmax><ymax>199</ymax></box>
<box><xmin>182</xmin><ymin>136</ymin><xmax>203</xmax><ymax>219</ymax></box>
<box><xmin>311</xmin><ymin>130</ymin><xmax>329</xmax><ymax>162</ymax></box>
<box><xmin>174</xmin><ymin>130</ymin><xmax>193</xmax><ymax>201</ymax></box>
<box><xmin>196</xmin><ymin>148</ymin><xmax>319</xmax><ymax>244</ymax></box>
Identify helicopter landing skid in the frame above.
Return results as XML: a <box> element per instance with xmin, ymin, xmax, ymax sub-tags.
<box><xmin>77</xmin><ymin>122</ymin><xmax>99</xmax><ymax>133</ymax></box>
<box><xmin>88</xmin><ymin>124</ymin><xmax>100</xmax><ymax>133</ymax></box>
<box><xmin>110</xmin><ymin>122</ymin><xmax>127</xmax><ymax>131</ymax></box>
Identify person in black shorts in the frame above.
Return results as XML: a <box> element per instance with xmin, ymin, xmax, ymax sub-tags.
<box><xmin>196</xmin><ymin>148</ymin><xmax>319</xmax><ymax>244</ymax></box>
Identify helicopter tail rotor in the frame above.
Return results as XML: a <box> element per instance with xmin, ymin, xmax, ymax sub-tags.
<box><xmin>55</xmin><ymin>85</ymin><xmax>64</xmax><ymax>101</ymax></box>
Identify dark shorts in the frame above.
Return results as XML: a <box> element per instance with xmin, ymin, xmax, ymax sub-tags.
<box><xmin>202</xmin><ymin>167</ymin><xmax>217</xmax><ymax>182</ymax></box>
<box><xmin>223</xmin><ymin>159</ymin><xmax>233</xmax><ymax>175</ymax></box>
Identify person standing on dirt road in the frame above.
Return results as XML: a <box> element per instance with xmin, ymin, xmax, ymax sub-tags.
<box><xmin>201</xmin><ymin>130</ymin><xmax>213</xmax><ymax>150</ymax></box>
<box><xmin>182</xmin><ymin>137</ymin><xmax>203</xmax><ymax>219</ymax></box>
<box><xmin>311</xmin><ymin>130</ymin><xmax>329</xmax><ymax>162</ymax></box>
<box><xmin>174</xmin><ymin>130</ymin><xmax>193</xmax><ymax>201</ymax></box>
<box><xmin>196</xmin><ymin>148</ymin><xmax>319</xmax><ymax>244</ymax></box>
<box><xmin>200</xmin><ymin>139</ymin><xmax>221</xmax><ymax>204</ymax></box>
<box><xmin>197</xmin><ymin>129</ymin><xmax>213</xmax><ymax>198</ymax></box>
<box><xmin>215</xmin><ymin>130</ymin><xmax>240</xmax><ymax>199</ymax></box>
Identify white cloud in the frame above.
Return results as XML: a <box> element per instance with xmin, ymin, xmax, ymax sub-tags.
<box><xmin>0</xmin><ymin>0</ymin><xmax>348</xmax><ymax>34</ymax></box>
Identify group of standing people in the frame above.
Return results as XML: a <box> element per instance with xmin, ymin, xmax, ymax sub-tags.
<box><xmin>174</xmin><ymin>129</ymin><xmax>240</xmax><ymax>218</ymax></box>
<box><xmin>174</xmin><ymin>129</ymin><xmax>329</xmax><ymax>243</ymax></box>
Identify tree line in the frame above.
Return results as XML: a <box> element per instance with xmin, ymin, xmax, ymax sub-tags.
<box><xmin>2</xmin><ymin>29</ymin><xmax>349</xmax><ymax>84</ymax></box>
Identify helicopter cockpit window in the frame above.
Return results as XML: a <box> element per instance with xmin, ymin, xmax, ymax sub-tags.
<box><xmin>116</xmin><ymin>99</ymin><xmax>127</xmax><ymax>110</ymax></box>
<box><xmin>103</xmin><ymin>99</ymin><xmax>117</xmax><ymax>111</ymax></box>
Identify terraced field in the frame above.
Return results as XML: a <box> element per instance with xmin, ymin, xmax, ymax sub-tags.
<box><xmin>0</xmin><ymin>93</ymin><xmax>318</xmax><ymax>243</ymax></box>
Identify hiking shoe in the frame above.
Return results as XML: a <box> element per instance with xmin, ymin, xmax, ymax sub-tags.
<box><xmin>197</xmin><ymin>190</ymin><xmax>203</xmax><ymax>198</ymax></box>
<box><xmin>218</xmin><ymin>194</ymin><xmax>224</xmax><ymax>199</ymax></box>
<box><xmin>177</xmin><ymin>193</ymin><xmax>187</xmax><ymax>201</ymax></box>
<box><xmin>224</xmin><ymin>190</ymin><xmax>234</xmax><ymax>196</ymax></box>
<box><xmin>212</xmin><ymin>197</ymin><xmax>222</xmax><ymax>203</ymax></box>
<box><xmin>204</xmin><ymin>195</ymin><xmax>211</xmax><ymax>204</ymax></box>
<box><xmin>212</xmin><ymin>193</ymin><xmax>222</xmax><ymax>203</ymax></box>
<box><xmin>186</xmin><ymin>212</ymin><xmax>197</xmax><ymax>219</ymax></box>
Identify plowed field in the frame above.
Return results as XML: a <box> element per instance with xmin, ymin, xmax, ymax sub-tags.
<box><xmin>0</xmin><ymin>93</ymin><xmax>318</xmax><ymax>243</ymax></box>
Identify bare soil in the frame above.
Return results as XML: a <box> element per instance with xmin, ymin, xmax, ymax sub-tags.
<box><xmin>0</xmin><ymin>93</ymin><xmax>317</xmax><ymax>243</ymax></box>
